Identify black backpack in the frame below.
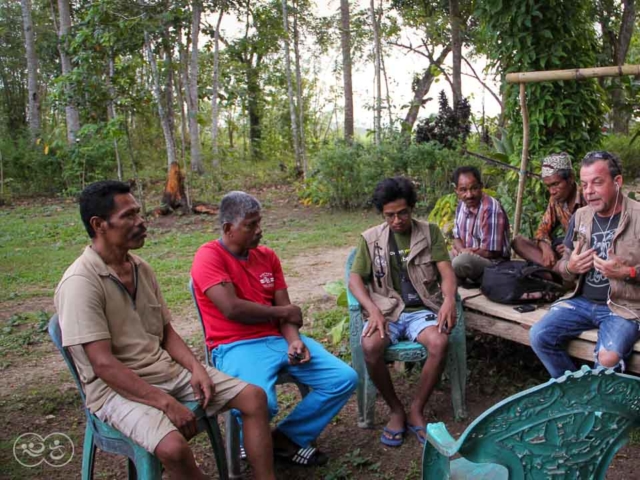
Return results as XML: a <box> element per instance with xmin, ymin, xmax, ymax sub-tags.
<box><xmin>481</xmin><ymin>261</ymin><xmax>566</xmax><ymax>304</ymax></box>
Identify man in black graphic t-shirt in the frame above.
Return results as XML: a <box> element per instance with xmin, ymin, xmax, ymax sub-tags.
<box><xmin>562</xmin><ymin>212</ymin><xmax>621</xmax><ymax>303</ymax></box>
<box><xmin>531</xmin><ymin>151</ymin><xmax>640</xmax><ymax>378</ymax></box>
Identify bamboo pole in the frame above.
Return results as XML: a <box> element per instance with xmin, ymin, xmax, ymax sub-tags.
<box><xmin>513</xmin><ymin>83</ymin><xmax>529</xmax><ymax>238</ymax></box>
<box><xmin>506</xmin><ymin>65</ymin><xmax>640</xmax><ymax>84</ymax></box>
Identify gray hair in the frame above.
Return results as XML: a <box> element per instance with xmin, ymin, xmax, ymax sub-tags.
<box><xmin>219</xmin><ymin>191</ymin><xmax>262</xmax><ymax>227</ymax></box>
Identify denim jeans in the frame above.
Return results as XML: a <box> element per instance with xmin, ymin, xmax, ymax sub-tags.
<box><xmin>530</xmin><ymin>296</ymin><xmax>640</xmax><ymax>378</ymax></box>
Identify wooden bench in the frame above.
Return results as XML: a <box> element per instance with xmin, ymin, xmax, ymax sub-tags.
<box><xmin>460</xmin><ymin>287</ymin><xmax>640</xmax><ymax>375</ymax></box>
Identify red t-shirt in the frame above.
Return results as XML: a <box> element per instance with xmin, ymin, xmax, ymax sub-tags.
<box><xmin>191</xmin><ymin>240</ymin><xmax>287</xmax><ymax>348</ymax></box>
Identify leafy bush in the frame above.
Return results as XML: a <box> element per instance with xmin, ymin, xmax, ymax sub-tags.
<box><xmin>415</xmin><ymin>91</ymin><xmax>471</xmax><ymax>148</ymax></box>
<box><xmin>301</xmin><ymin>138</ymin><xmax>479</xmax><ymax>209</ymax></box>
<box><xmin>600</xmin><ymin>133</ymin><xmax>640</xmax><ymax>179</ymax></box>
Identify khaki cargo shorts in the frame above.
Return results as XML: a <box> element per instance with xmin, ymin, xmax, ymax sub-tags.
<box><xmin>95</xmin><ymin>365</ymin><xmax>247</xmax><ymax>453</ymax></box>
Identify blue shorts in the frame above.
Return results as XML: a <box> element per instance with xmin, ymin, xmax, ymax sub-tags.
<box><xmin>364</xmin><ymin>309</ymin><xmax>438</xmax><ymax>345</ymax></box>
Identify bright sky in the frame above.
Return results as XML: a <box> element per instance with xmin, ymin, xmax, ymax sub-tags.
<box><xmin>211</xmin><ymin>0</ymin><xmax>503</xmax><ymax>131</ymax></box>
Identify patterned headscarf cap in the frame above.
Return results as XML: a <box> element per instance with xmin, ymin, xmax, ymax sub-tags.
<box><xmin>541</xmin><ymin>153</ymin><xmax>572</xmax><ymax>178</ymax></box>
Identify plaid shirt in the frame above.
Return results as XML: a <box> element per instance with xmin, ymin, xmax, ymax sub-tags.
<box><xmin>453</xmin><ymin>193</ymin><xmax>511</xmax><ymax>259</ymax></box>
<box><xmin>534</xmin><ymin>185</ymin><xmax>585</xmax><ymax>243</ymax></box>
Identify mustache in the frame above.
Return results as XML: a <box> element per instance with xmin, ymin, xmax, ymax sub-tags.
<box><xmin>132</xmin><ymin>227</ymin><xmax>147</xmax><ymax>237</ymax></box>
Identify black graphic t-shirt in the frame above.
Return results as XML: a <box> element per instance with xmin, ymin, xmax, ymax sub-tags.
<box><xmin>564</xmin><ymin>212</ymin><xmax>621</xmax><ymax>303</ymax></box>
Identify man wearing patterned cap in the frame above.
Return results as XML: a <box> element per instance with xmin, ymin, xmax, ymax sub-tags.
<box><xmin>512</xmin><ymin>152</ymin><xmax>586</xmax><ymax>269</ymax></box>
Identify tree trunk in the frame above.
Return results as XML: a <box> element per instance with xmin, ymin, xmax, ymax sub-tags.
<box><xmin>160</xmin><ymin>162</ymin><xmax>189</xmax><ymax>214</ymax></box>
<box><xmin>281</xmin><ymin>0</ymin><xmax>301</xmax><ymax>173</ymax></box>
<box><xmin>145</xmin><ymin>33</ymin><xmax>178</xmax><ymax>170</ymax></box>
<box><xmin>611</xmin><ymin>0</ymin><xmax>636</xmax><ymax>134</ymax></box>
<box><xmin>449</xmin><ymin>0</ymin><xmax>462</xmax><ymax>106</ymax></box>
<box><xmin>162</xmin><ymin>28</ymin><xmax>176</xmax><ymax>142</ymax></box>
<box><xmin>402</xmin><ymin>46</ymin><xmax>451</xmax><ymax>132</ymax></box>
<box><xmin>56</xmin><ymin>0</ymin><xmax>80</xmax><ymax>145</ymax></box>
<box><xmin>370</xmin><ymin>0</ymin><xmax>381</xmax><ymax>145</ymax></box>
<box><xmin>20</xmin><ymin>0</ymin><xmax>40</xmax><ymax>138</ymax></box>
<box><xmin>188</xmin><ymin>1</ymin><xmax>203</xmax><ymax>174</ymax></box>
<box><xmin>176</xmin><ymin>40</ymin><xmax>188</xmax><ymax>165</ymax></box>
<box><xmin>380</xmin><ymin>39</ymin><xmax>393</xmax><ymax>129</ymax></box>
<box><xmin>340</xmin><ymin>0</ymin><xmax>354</xmax><ymax>144</ymax></box>
<box><xmin>211</xmin><ymin>12</ymin><xmax>223</xmax><ymax>169</ymax></box>
<box><xmin>247</xmin><ymin>62</ymin><xmax>262</xmax><ymax>159</ymax></box>
<box><xmin>293</xmin><ymin>0</ymin><xmax>306</xmax><ymax>176</ymax></box>
<box><xmin>107</xmin><ymin>54</ymin><xmax>123</xmax><ymax>180</ymax></box>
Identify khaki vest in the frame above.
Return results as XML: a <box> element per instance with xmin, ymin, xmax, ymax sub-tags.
<box><xmin>561</xmin><ymin>195</ymin><xmax>640</xmax><ymax>320</ymax></box>
<box><xmin>361</xmin><ymin>220</ymin><xmax>444</xmax><ymax>322</ymax></box>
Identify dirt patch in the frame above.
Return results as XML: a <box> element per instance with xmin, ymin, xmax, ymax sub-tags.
<box><xmin>285</xmin><ymin>246</ymin><xmax>353</xmax><ymax>305</ymax></box>
<box><xmin>0</xmin><ymin>296</ymin><xmax>53</xmax><ymax>322</ymax></box>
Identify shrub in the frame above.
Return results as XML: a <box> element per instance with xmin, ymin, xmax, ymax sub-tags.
<box><xmin>415</xmin><ymin>91</ymin><xmax>472</xmax><ymax>148</ymax></box>
<box><xmin>301</xmin><ymin>138</ymin><xmax>479</xmax><ymax>210</ymax></box>
<box><xmin>600</xmin><ymin>133</ymin><xmax>640</xmax><ymax>179</ymax></box>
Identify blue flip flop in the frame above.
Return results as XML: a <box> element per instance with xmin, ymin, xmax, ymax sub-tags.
<box><xmin>407</xmin><ymin>424</ymin><xmax>426</xmax><ymax>445</ymax></box>
<box><xmin>380</xmin><ymin>426</ymin><xmax>405</xmax><ymax>447</ymax></box>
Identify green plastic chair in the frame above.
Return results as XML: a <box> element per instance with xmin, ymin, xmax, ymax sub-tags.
<box><xmin>423</xmin><ymin>366</ymin><xmax>640</xmax><ymax>479</ymax></box>
<box><xmin>345</xmin><ymin>248</ymin><xmax>468</xmax><ymax>427</ymax></box>
<box><xmin>48</xmin><ymin>314</ymin><xmax>229</xmax><ymax>480</ymax></box>
<box><xmin>189</xmin><ymin>279</ymin><xmax>310</xmax><ymax>479</ymax></box>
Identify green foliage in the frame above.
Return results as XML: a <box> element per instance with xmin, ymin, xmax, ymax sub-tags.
<box><xmin>415</xmin><ymin>91</ymin><xmax>472</xmax><ymax>148</ymax></box>
<box><xmin>476</xmin><ymin>0</ymin><xmax>606</xmax><ymax>159</ymax></box>
<box><xmin>428</xmin><ymin>193</ymin><xmax>457</xmax><ymax>239</ymax></box>
<box><xmin>301</xmin><ymin>138</ymin><xmax>477</xmax><ymax>209</ymax></box>
<box><xmin>0</xmin><ymin>311</ymin><xmax>50</xmax><ymax>357</ymax></box>
<box><xmin>322</xmin><ymin>280</ymin><xmax>349</xmax><ymax>345</ymax></box>
<box><xmin>600</xmin><ymin>133</ymin><xmax>640</xmax><ymax>178</ymax></box>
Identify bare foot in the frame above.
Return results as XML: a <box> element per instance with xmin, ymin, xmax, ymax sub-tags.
<box><xmin>382</xmin><ymin>408</ymin><xmax>406</xmax><ymax>442</ymax></box>
<box><xmin>406</xmin><ymin>408</ymin><xmax>427</xmax><ymax>442</ymax></box>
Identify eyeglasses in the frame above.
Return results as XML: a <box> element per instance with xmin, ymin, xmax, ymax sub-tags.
<box><xmin>584</xmin><ymin>151</ymin><xmax>616</xmax><ymax>161</ymax></box>
<box><xmin>583</xmin><ymin>151</ymin><xmax>622</xmax><ymax>176</ymax></box>
<box><xmin>456</xmin><ymin>185</ymin><xmax>482</xmax><ymax>194</ymax></box>
<box><xmin>383</xmin><ymin>209</ymin><xmax>411</xmax><ymax>221</ymax></box>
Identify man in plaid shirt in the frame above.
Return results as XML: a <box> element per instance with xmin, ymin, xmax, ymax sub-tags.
<box><xmin>451</xmin><ymin>166</ymin><xmax>511</xmax><ymax>286</ymax></box>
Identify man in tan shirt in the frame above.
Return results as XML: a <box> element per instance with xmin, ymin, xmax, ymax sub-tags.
<box><xmin>55</xmin><ymin>180</ymin><xmax>275</xmax><ymax>479</ymax></box>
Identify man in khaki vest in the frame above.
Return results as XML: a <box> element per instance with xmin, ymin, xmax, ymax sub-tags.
<box><xmin>55</xmin><ymin>181</ymin><xmax>275</xmax><ymax>479</ymax></box>
<box><xmin>530</xmin><ymin>152</ymin><xmax>640</xmax><ymax>378</ymax></box>
<box><xmin>349</xmin><ymin>177</ymin><xmax>457</xmax><ymax>447</ymax></box>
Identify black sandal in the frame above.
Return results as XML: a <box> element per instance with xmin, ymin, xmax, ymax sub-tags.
<box><xmin>274</xmin><ymin>446</ymin><xmax>328</xmax><ymax>467</ymax></box>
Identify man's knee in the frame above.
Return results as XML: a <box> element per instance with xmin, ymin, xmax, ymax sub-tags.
<box><xmin>155</xmin><ymin>432</ymin><xmax>191</xmax><ymax>465</ymax></box>
<box><xmin>452</xmin><ymin>253</ymin><xmax>476</xmax><ymax>278</ymax></box>
<box><xmin>421</xmin><ymin>331</ymin><xmax>448</xmax><ymax>357</ymax></box>
<box><xmin>597</xmin><ymin>349</ymin><xmax>621</xmax><ymax>368</ymax></box>
<box><xmin>236</xmin><ymin>384</ymin><xmax>271</xmax><ymax>418</ymax></box>
<box><xmin>529</xmin><ymin>322</ymin><xmax>547</xmax><ymax>351</ymax></box>
<box><xmin>342</xmin><ymin>365</ymin><xmax>359</xmax><ymax>392</ymax></box>
<box><xmin>451</xmin><ymin>255</ymin><xmax>466</xmax><ymax>276</ymax></box>
<box><xmin>511</xmin><ymin>235</ymin><xmax>528</xmax><ymax>254</ymax></box>
<box><xmin>361</xmin><ymin>336</ymin><xmax>386</xmax><ymax>362</ymax></box>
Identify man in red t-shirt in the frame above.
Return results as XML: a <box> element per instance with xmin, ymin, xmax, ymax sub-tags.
<box><xmin>191</xmin><ymin>191</ymin><xmax>357</xmax><ymax>467</ymax></box>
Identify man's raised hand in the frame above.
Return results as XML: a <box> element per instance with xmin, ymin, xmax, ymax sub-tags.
<box><xmin>566</xmin><ymin>240</ymin><xmax>595</xmax><ymax>275</ymax></box>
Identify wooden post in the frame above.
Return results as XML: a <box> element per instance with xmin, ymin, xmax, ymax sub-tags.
<box><xmin>505</xmin><ymin>65</ymin><xmax>640</xmax><ymax>84</ymax></box>
<box><xmin>513</xmin><ymin>83</ymin><xmax>529</xmax><ymax>238</ymax></box>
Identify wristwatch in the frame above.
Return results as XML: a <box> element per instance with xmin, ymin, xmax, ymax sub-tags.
<box><xmin>625</xmin><ymin>266</ymin><xmax>638</xmax><ymax>282</ymax></box>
